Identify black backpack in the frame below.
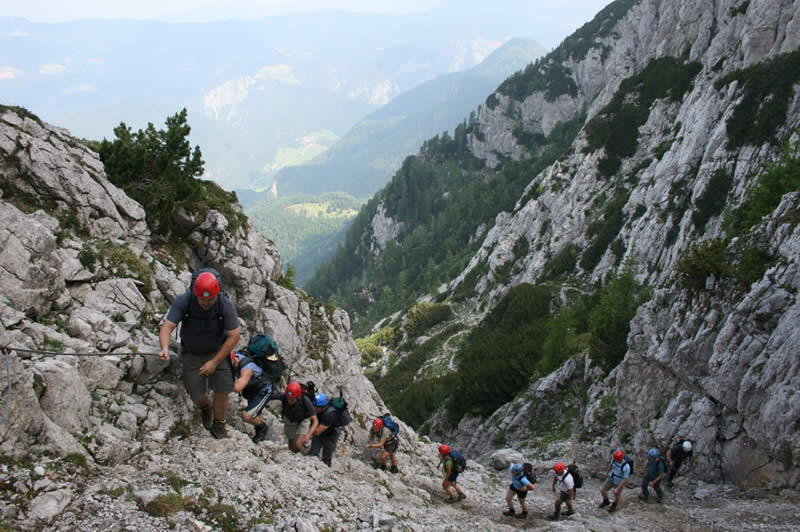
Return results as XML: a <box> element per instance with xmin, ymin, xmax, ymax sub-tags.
<box><xmin>624</xmin><ymin>454</ymin><xmax>634</xmax><ymax>474</ymax></box>
<box><xmin>301</xmin><ymin>381</ymin><xmax>317</xmax><ymax>404</ymax></box>
<box><xmin>183</xmin><ymin>267</ymin><xmax>225</xmax><ymax>339</ymax></box>
<box><xmin>522</xmin><ymin>462</ymin><xmax>537</xmax><ymax>484</ymax></box>
<box><xmin>330</xmin><ymin>396</ymin><xmax>351</xmax><ymax>427</ymax></box>
<box><xmin>567</xmin><ymin>462</ymin><xmax>583</xmax><ymax>489</ymax></box>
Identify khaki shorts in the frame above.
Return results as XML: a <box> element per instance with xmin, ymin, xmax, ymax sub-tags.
<box><xmin>602</xmin><ymin>477</ymin><xmax>622</xmax><ymax>492</ymax></box>
<box><xmin>181</xmin><ymin>352</ymin><xmax>233</xmax><ymax>401</ymax></box>
<box><xmin>283</xmin><ymin>418</ymin><xmax>311</xmax><ymax>440</ymax></box>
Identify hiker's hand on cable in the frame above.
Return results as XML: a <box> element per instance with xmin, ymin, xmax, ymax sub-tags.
<box><xmin>199</xmin><ymin>360</ymin><xmax>218</xmax><ymax>376</ymax></box>
<box><xmin>159</xmin><ymin>347</ymin><xmax>169</xmax><ymax>362</ymax></box>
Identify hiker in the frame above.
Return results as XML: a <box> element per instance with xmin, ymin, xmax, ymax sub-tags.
<box><xmin>308</xmin><ymin>393</ymin><xmax>341</xmax><ymax>467</ymax></box>
<box><xmin>666</xmin><ymin>439</ymin><xmax>693</xmax><ymax>486</ymax></box>
<box><xmin>365</xmin><ymin>417</ymin><xmax>399</xmax><ymax>473</ymax></box>
<box><xmin>549</xmin><ymin>462</ymin><xmax>575</xmax><ymax>520</ymax></box>
<box><xmin>599</xmin><ymin>450</ymin><xmax>630</xmax><ymax>513</ymax></box>
<box><xmin>231</xmin><ymin>351</ymin><xmax>279</xmax><ymax>443</ymax></box>
<box><xmin>639</xmin><ymin>448</ymin><xmax>666</xmax><ymax>502</ymax></box>
<box><xmin>503</xmin><ymin>463</ymin><xmax>534</xmax><ymax>519</ymax></box>
<box><xmin>159</xmin><ymin>269</ymin><xmax>241</xmax><ymax>439</ymax></box>
<box><xmin>437</xmin><ymin>445</ymin><xmax>467</xmax><ymax>503</ymax></box>
<box><xmin>270</xmin><ymin>381</ymin><xmax>318</xmax><ymax>452</ymax></box>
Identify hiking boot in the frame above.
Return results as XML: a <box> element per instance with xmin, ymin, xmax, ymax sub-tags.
<box><xmin>564</xmin><ymin>509</ymin><xmax>575</xmax><ymax>516</ymax></box>
<box><xmin>608</xmin><ymin>502</ymin><xmax>617</xmax><ymax>513</ymax></box>
<box><xmin>638</xmin><ymin>495</ymin><xmax>648</xmax><ymax>502</ymax></box>
<box><xmin>380</xmin><ymin>464</ymin><xmax>387</xmax><ymax>471</ymax></box>
<box><xmin>502</xmin><ymin>509</ymin><xmax>516</xmax><ymax>517</ymax></box>
<box><xmin>210</xmin><ymin>420</ymin><xmax>228</xmax><ymax>439</ymax></box>
<box><xmin>514</xmin><ymin>511</ymin><xmax>527</xmax><ymax>520</ymax></box>
<box><xmin>200</xmin><ymin>405</ymin><xmax>214</xmax><ymax>430</ymax></box>
<box><xmin>655</xmin><ymin>496</ymin><xmax>663</xmax><ymax>504</ymax></box>
<box><xmin>456</xmin><ymin>493</ymin><xmax>467</xmax><ymax>501</ymax></box>
<box><xmin>445</xmin><ymin>496</ymin><xmax>457</xmax><ymax>504</ymax></box>
<box><xmin>252</xmin><ymin>423</ymin><xmax>268</xmax><ymax>443</ymax></box>
<box><xmin>547</xmin><ymin>513</ymin><xmax>560</xmax><ymax>521</ymax></box>
<box><xmin>390</xmin><ymin>465</ymin><xmax>399</xmax><ymax>474</ymax></box>
<box><xmin>598</xmin><ymin>499</ymin><xmax>611</xmax><ymax>509</ymax></box>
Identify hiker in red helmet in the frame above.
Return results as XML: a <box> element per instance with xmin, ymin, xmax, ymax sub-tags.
<box><xmin>159</xmin><ymin>268</ymin><xmax>240</xmax><ymax>439</ymax></box>
<box><xmin>599</xmin><ymin>450</ymin><xmax>631</xmax><ymax>513</ymax></box>
<box><xmin>438</xmin><ymin>444</ymin><xmax>467</xmax><ymax>503</ymax></box>
<box><xmin>366</xmin><ymin>416</ymin><xmax>400</xmax><ymax>473</ymax></box>
<box><xmin>548</xmin><ymin>462</ymin><xmax>575</xmax><ymax>520</ymax></box>
<box><xmin>268</xmin><ymin>381</ymin><xmax>319</xmax><ymax>453</ymax></box>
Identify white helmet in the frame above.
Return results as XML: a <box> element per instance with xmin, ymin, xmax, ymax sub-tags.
<box><xmin>682</xmin><ymin>440</ymin><xmax>692</xmax><ymax>452</ymax></box>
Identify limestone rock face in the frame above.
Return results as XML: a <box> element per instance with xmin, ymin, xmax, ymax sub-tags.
<box><xmin>0</xmin><ymin>105</ymin><xmax>393</xmax><ymax>492</ymax></box>
<box><xmin>427</xmin><ymin>0</ymin><xmax>800</xmax><ymax>489</ymax></box>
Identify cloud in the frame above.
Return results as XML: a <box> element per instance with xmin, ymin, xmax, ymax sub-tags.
<box><xmin>87</xmin><ymin>58</ymin><xmax>104</xmax><ymax>65</ymax></box>
<box><xmin>64</xmin><ymin>83</ymin><xmax>98</xmax><ymax>94</ymax></box>
<box><xmin>39</xmin><ymin>63</ymin><xmax>67</xmax><ymax>75</ymax></box>
<box><xmin>9</xmin><ymin>30</ymin><xmax>28</xmax><ymax>37</ymax></box>
<box><xmin>0</xmin><ymin>66</ymin><xmax>24</xmax><ymax>80</ymax></box>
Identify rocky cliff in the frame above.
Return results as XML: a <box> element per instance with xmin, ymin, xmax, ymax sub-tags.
<box><xmin>369</xmin><ymin>0</ymin><xmax>800</xmax><ymax>490</ymax></box>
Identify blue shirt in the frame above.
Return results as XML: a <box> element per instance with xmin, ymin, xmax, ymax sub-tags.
<box><xmin>646</xmin><ymin>457</ymin><xmax>666</xmax><ymax>478</ymax></box>
<box><xmin>610</xmin><ymin>460</ymin><xmax>631</xmax><ymax>485</ymax></box>
<box><xmin>234</xmin><ymin>353</ymin><xmax>263</xmax><ymax>379</ymax></box>
<box><xmin>511</xmin><ymin>473</ymin><xmax>533</xmax><ymax>491</ymax></box>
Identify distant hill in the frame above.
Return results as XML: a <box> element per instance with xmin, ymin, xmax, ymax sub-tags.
<box><xmin>0</xmin><ymin>5</ymin><xmax>550</xmax><ymax>191</ymax></box>
<box><xmin>245</xmin><ymin>192</ymin><xmax>365</xmax><ymax>285</ymax></box>
<box><xmin>273</xmin><ymin>38</ymin><xmax>546</xmax><ymax>197</ymax></box>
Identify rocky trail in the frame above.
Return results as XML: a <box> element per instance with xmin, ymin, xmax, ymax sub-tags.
<box><xmin>5</xmin><ymin>421</ymin><xmax>800</xmax><ymax>531</ymax></box>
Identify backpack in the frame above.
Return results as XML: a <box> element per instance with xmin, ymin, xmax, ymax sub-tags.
<box><xmin>522</xmin><ymin>462</ymin><xmax>537</xmax><ymax>484</ymax></box>
<box><xmin>624</xmin><ymin>454</ymin><xmax>634</xmax><ymax>474</ymax></box>
<box><xmin>246</xmin><ymin>334</ymin><xmax>279</xmax><ymax>359</ymax></box>
<box><xmin>301</xmin><ymin>381</ymin><xmax>317</xmax><ymax>404</ymax></box>
<box><xmin>330</xmin><ymin>396</ymin><xmax>351</xmax><ymax>427</ymax></box>
<box><xmin>184</xmin><ymin>267</ymin><xmax>225</xmax><ymax>339</ymax></box>
<box><xmin>612</xmin><ymin>453</ymin><xmax>633</xmax><ymax>479</ymax></box>
<box><xmin>243</xmin><ymin>334</ymin><xmax>285</xmax><ymax>380</ymax></box>
<box><xmin>567</xmin><ymin>463</ymin><xmax>583</xmax><ymax>489</ymax></box>
<box><xmin>379</xmin><ymin>414</ymin><xmax>400</xmax><ymax>438</ymax></box>
<box><xmin>449</xmin><ymin>451</ymin><xmax>467</xmax><ymax>473</ymax></box>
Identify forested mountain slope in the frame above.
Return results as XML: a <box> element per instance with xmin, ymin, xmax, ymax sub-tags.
<box><xmin>308</xmin><ymin>0</ymin><xmax>800</xmax><ymax>487</ymax></box>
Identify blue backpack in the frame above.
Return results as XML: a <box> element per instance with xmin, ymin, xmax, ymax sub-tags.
<box><xmin>449</xmin><ymin>450</ymin><xmax>467</xmax><ymax>472</ymax></box>
<box><xmin>380</xmin><ymin>414</ymin><xmax>400</xmax><ymax>437</ymax></box>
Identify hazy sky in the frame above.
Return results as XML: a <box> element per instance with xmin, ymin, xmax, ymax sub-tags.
<box><xmin>1</xmin><ymin>1</ymin><xmax>614</xmax><ymax>43</ymax></box>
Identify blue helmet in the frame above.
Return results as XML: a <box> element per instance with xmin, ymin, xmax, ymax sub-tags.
<box><xmin>648</xmin><ymin>448</ymin><xmax>659</xmax><ymax>458</ymax></box>
<box><xmin>510</xmin><ymin>463</ymin><xmax>523</xmax><ymax>474</ymax></box>
<box><xmin>314</xmin><ymin>393</ymin><xmax>329</xmax><ymax>407</ymax></box>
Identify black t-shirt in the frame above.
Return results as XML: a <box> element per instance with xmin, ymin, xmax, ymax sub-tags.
<box><xmin>317</xmin><ymin>406</ymin><xmax>340</xmax><ymax>436</ymax></box>
<box><xmin>670</xmin><ymin>441</ymin><xmax>693</xmax><ymax>461</ymax></box>
<box><xmin>277</xmin><ymin>393</ymin><xmax>315</xmax><ymax>423</ymax></box>
<box><xmin>166</xmin><ymin>292</ymin><xmax>238</xmax><ymax>354</ymax></box>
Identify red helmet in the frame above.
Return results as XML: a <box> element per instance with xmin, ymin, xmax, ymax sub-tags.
<box><xmin>613</xmin><ymin>450</ymin><xmax>625</xmax><ymax>462</ymax></box>
<box><xmin>554</xmin><ymin>462</ymin><xmax>566</xmax><ymax>474</ymax></box>
<box><xmin>438</xmin><ymin>444</ymin><xmax>450</xmax><ymax>455</ymax></box>
<box><xmin>194</xmin><ymin>272</ymin><xmax>220</xmax><ymax>298</ymax></box>
<box><xmin>286</xmin><ymin>381</ymin><xmax>302</xmax><ymax>398</ymax></box>
<box><xmin>372</xmin><ymin>418</ymin><xmax>383</xmax><ymax>429</ymax></box>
